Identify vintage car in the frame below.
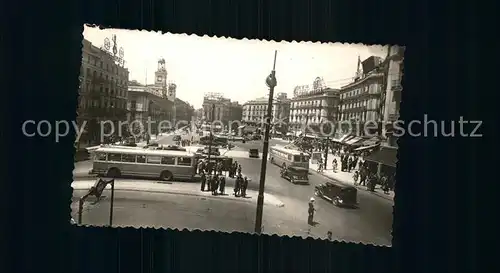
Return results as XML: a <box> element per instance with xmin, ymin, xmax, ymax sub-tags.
<box><xmin>280</xmin><ymin>166</ymin><xmax>309</xmax><ymax>184</ymax></box>
<box><xmin>248</xmin><ymin>149</ymin><xmax>259</xmax><ymax>158</ymax></box>
<box><xmin>314</xmin><ymin>181</ymin><xmax>358</xmax><ymax>208</ymax></box>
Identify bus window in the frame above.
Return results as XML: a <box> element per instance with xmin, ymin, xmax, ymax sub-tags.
<box><xmin>301</xmin><ymin>155</ymin><xmax>310</xmax><ymax>162</ymax></box>
<box><xmin>161</xmin><ymin>157</ymin><xmax>175</xmax><ymax>165</ymax></box>
<box><xmin>137</xmin><ymin>155</ymin><xmax>146</xmax><ymax>163</ymax></box>
<box><xmin>95</xmin><ymin>152</ymin><xmax>107</xmax><ymax>161</ymax></box>
<box><xmin>177</xmin><ymin>157</ymin><xmax>192</xmax><ymax>166</ymax></box>
<box><xmin>122</xmin><ymin>154</ymin><xmax>136</xmax><ymax>163</ymax></box>
<box><xmin>147</xmin><ymin>156</ymin><xmax>162</xmax><ymax>164</ymax></box>
<box><xmin>293</xmin><ymin>155</ymin><xmax>301</xmax><ymax>162</ymax></box>
<box><xmin>288</xmin><ymin>155</ymin><xmax>292</xmax><ymax>161</ymax></box>
<box><xmin>108</xmin><ymin>153</ymin><xmax>122</xmax><ymax>162</ymax></box>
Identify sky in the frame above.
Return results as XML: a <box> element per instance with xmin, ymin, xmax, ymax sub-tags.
<box><xmin>83</xmin><ymin>25</ymin><xmax>388</xmax><ymax>109</ymax></box>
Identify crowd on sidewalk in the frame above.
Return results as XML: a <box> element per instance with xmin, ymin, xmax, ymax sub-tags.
<box><xmin>196</xmin><ymin>159</ymin><xmax>249</xmax><ymax>198</ymax></box>
<box><xmin>292</xmin><ymin>137</ymin><xmax>396</xmax><ymax>197</ymax></box>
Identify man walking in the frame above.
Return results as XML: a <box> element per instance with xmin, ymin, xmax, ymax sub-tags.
<box><xmin>219</xmin><ymin>175</ymin><xmax>226</xmax><ymax>195</ymax></box>
<box><xmin>200</xmin><ymin>171</ymin><xmax>207</xmax><ymax>191</ymax></box>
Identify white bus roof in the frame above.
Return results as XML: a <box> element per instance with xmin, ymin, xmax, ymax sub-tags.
<box><xmin>95</xmin><ymin>147</ymin><xmax>195</xmax><ymax>157</ymax></box>
<box><xmin>270</xmin><ymin>145</ymin><xmax>307</xmax><ymax>156</ymax></box>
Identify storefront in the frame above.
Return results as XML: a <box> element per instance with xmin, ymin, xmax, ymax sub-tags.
<box><xmin>363</xmin><ymin>145</ymin><xmax>398</xmax><ymax>177</ymax></box>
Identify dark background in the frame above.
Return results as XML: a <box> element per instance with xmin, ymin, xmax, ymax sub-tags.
<box><xmin>3</xmin><ymin>0</ymin><xmax>490</xmax><ymax>272</ymax></box>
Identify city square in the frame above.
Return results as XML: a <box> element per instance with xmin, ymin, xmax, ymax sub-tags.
<box><xmin>72</xmin><ymin>25</ymin><xmax>403</xmax><ymax>246</ymax></box>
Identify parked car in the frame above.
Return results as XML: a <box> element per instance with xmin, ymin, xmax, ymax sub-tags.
<box><xmin>248</xmin><ymin>149</ymin><xmax>259</xmax><ymax>158</ymax></box>
<box><xmin>314</xmin><ymin>182</ymin><xmax>358</xmax><ymax>208</ymax></box>
<box><xmin>279</xmin><ymin>166</ymin><xmax>309</xmax><ymax>184</ymax></box>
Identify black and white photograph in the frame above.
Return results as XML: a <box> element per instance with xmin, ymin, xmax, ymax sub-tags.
<box><xmin>71</xmin><ymin>25</ymin><xmax>403</xmax><ymax>246</ymax></box>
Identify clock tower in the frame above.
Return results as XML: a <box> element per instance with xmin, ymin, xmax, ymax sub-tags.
<box><xmin>154</xmin><ymin>58</ymin><xmax>168</xmax><ymax>92</ymax></box>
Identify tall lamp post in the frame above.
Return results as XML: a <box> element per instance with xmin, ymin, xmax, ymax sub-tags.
<box><xmin>255</xmin><ymin>50</ymin><xmax>278</xmax><ymax>234</ymax></box>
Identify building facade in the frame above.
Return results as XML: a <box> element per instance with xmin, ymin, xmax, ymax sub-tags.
<box><xmin>228</xmin><ymin>102</ymin><xmax>243</xmax><ymax>130</ymax></box>
<box><xmin>77</xmin><ymin>38</ymin><xmax>129</xmax><ymax>146</ymax></box>
<box><xmin>289</xmin><ymin>87</ymin><xmax>340</xmax><ymax>135</ymax></box>
<box><xmin>174</xmin><ymin>98</ymin><xmax>195</xmax><ymax>125</ymax></box>
<box><xmin>127</xmin><ymin>83</ymin><xmax>173</xmax><ymax>135</ymax></box>
<box><xmin>202</xmin><ymin>93</ymin><xmax>233</xmax><ymax>126</ymax></box>
<box><xmin>242</xmin><ymin>92</ymin><xmax>290</xmax><ymax>132</ymax></box>
<box><xmin>339</xmin><ymin>56</ymin><xmax>385</xmax><ymax>136</ymax></box>
<box><xmin>380</xmin><ymin>45</ymin><xmax>404</xmax><ymax>148</ymax></box>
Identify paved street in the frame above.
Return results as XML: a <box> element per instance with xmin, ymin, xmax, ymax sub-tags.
<box><xmin>158</xmin><ymin>133</ymin><xmax>393</xmax><ymax>245</ymax></box>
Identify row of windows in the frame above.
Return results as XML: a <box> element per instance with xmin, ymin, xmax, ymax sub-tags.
<box><xmin>83</xmin><ymin>67</ymin><xmax>127</xmax><ymax>87</ymax></box>
<box><xmin>291</xmin><ymin>100</ymin><xmax>325</xmax><ymax>108</ymax></box>
<box><xmin>82</xmin><ymin>83</ymin><xmax>127</xmax><ymax>98</ymax></box>
<box><xmin>95</xmin><ymin>152</ymin><xmax>193</xmax><ymax>166</ymax></box>
<box><xmin>84</xmin><ymin>55</ymin><xmax>128</xmax><ymax>78</ymax></box>
<box><xmin>79</xmin><ymin>98</ymin><xmax>127</xmax><ymax>110</ymax></box>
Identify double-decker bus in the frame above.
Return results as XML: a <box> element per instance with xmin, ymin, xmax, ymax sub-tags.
<box><xmin>269</xmin><ymin>145</ymin><xmax>310</xmax><ymax>169</ymax></box>
<box><xmin>89</xmin><ymin>147</ymin><xmax>200</xmax><ymax>181</ymax></box>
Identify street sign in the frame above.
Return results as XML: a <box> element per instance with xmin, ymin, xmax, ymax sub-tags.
<box><xmin>89</xmin><ymin>178</ymin><xmax>113</xmax><ymax>199</ymax></box>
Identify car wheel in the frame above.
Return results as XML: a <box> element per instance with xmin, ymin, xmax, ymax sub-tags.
<box><xmin>314</xmin><ymin>189</ymin><xmax>321</xmax><ymax>197</ymax></box>
<box><xmin>160</xmin><ymin>170</ymin><xmax>173</xmax><ymax>181</ymax></box>
<box><xmin>333</xmin><ymin>197</ymin><xmax>340</xmax><ymax>206</ymax></box>
<box><xmin>290</xmin><ymin>179</ymin><xmax>295</xmax><ymax>184</ymax></box>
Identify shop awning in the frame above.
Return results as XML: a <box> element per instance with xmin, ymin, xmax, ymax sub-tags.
<box><xmin>286</xmin><ymin>132</ymin><xmax>294</xmax><ymax>136</ymax></box>
<box><xmin>338</xmin><ymin>134</ymin><xmax>352</xmax><ymax>143</ymax></box>
<box><xmin>238</xmin><ymin>125</ymin><xmax>245</xmax><ymax>129</ymax></box>
<box><xmin>364</xmin><ymin>146</ymin><xmax>398</xmax><ymax>168</ymax></box>
<box><xmin>345</xmin><ymin>136</ymin><xmax>363</xmax><ymax>145</ymax></box>
<box><xmin>354</xmin><ymin>143</ymin><xmax>380</xmax><ymax>151</ymax></box>
<box><xmin>362</xmin><ymin>136</ymin><xmax>382</xmax><ymax>146</ymax></box>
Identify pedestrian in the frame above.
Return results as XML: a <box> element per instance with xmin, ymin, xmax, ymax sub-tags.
<box><xmin>219</xmin><ymin>175</ymin><xmax>226</xmax><ymax>195</ymax></box>
<box><xmin>332</xmin><ymin>158</ymin><xmax>338</xmax><ymax>171</ymax></box>
<box><xmin>381</xmin><ymin>175</ymin><xmax>389</xmax><ymax>194</ymax></box>
<box><xmin>241</xmin><ymin>176</ymin><xmax>248</xmax><ymax>197</ymax></box>
<box><xmin>197</xmin><ymin>160</ymin><xmax>204</xmax><ymax>174</ymax></box>
<box><xmin>207</xmin><ymin>174</ymin><xmax>212</xmax><ymax>191</ymax></box>
<box><xmin>200</xmin><ymin>172</ymin><xmax>207</xmax><ymax>191</ymax></box>
<box><xmin>212</xmin><ymin>175</ymin><xmax>219</xmax><ymax>195</ymax></box>
<box><xmin>237</xmin><ymin>164</ymin><xmax>242</xmax><ymax>174</ymax></box>
<box><xmin>326</xmin><ymin>231</ymin><xmax>333</xmax><ymax>241</ymax></box>
<box><xmin>234</xmin><ymin>175</ymin><xmax>241</xmax><ymax>196</ymax></box>
<box><xmin>360</xmin><ymin>169</ymin><xmax>367</xmax><ymax>186</ymax></box>
<box><xmin>308</xmin><ymin>197</ymin><xmax>316</xmax><ymax>225</ymax></box>
<box><xmin>353</xmin><ymin>170</ymin><xmax>359</xmax><ymax>186</ymax></box>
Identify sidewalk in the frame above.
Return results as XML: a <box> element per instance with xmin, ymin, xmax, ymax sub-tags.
<box><xmin>309</xmin><ymin>153</ymin><xmax>395</xmax><ymax>202</ymax></box>
<box><xmin>71</xmin><ymin>179</ymin><xmax>285</xmax><ymax>207</ymax></box>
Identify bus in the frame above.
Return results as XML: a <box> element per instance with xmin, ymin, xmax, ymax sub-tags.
<box><xmin>89</xmin><ymin>147</ymin><xmax>200</xmax><ymax>181</ymax></box>
<box><xmin>269</xmin><ymin>145</ymin><xmax>310</xmax><ymax>169</ymax></box>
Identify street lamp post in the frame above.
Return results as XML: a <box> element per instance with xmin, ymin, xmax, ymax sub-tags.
<box><xmin>255</xmin><ymin>50</ymin><xmax>278</xmax><ymax>234</ymax></box>
<box><xmin>207</xmin><ymin>104</ymin><xmax>215</xmax><ymax>165</ymax></box>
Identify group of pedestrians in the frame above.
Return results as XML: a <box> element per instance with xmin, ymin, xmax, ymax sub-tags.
<box><xmin>200</xmin><ymin>172</ymin><xmax>226</xmax><ymax>195</ymax></box>
<box><xmin>353</xmin><ymin>167</ymin><xmax>395</xmax><ymax>194</ymax></box>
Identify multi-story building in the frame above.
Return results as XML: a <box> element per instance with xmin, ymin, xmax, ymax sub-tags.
<box><xmin>242</xmin><ymin>92</ymin><xmax>291</xmax><ymax>132</ymax></box>
<box><xmin>339</xmin><ymin>56</ymin><xmax>384</xmax><ymax>136</ymax></box>
<box><xmin>228</xmin><ymin>102</ymin><xmax>243</xmax><ymax>130</ymax></box>
<box><xmin>174</xmin><ymin>98</ymin><xmax>195</xmax><ymax>125</ymax></box>
<box><xmin>77</xmin><ymin>38</ymin><xmax>129</xmax><ymax>146</ymax></box>
<box><xmin>202</xmin><ymin>93</ymin><xmax>233</xmax><ymax>127</ymax></box>
<box><xmin>380</xmin><ymin>45</ymin><xmax>404</xmax><ymax>148</ymax></box>
<box><xmin>289</xmin><ymin>80</ymin><xmax>340</xmax><ymax>136</ymax></box>
<box><xmin>362</xmin><ymin>47</ymin><xmax>404</xmax><ymax>180</ymax></box>
<box><xmin>127</xmin><ymin>82</ymin><xmax>173</xmax><ymax>135</ymax></box>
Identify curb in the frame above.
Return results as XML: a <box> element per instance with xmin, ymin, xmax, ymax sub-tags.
<box><xmin>310</xmin><ymin>169</ymin><xmax>394</xmax><ymax>202</ymax></box>
<box><xmin>72</xmin><ymin>184</ymin><xmax>284</xmax><ymax>207</ymax></box>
